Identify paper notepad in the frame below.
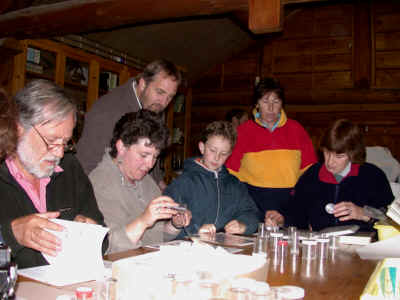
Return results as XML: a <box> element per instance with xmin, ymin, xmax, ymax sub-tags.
<box><xmin>339</xmin><ymin>232</ymin><xmax>375</xmax><ymax>245</ymax></box>
<box><xmin>18</xmin><ymin>219</ymin><xmax>109</xmax><ymax>286</ymax></box>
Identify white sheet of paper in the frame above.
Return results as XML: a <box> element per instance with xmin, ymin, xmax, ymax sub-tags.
<box><xmin>18</xmin><ymin>219</ymin><xmax>109</xmax><ymax>286</ymax></box>
<box><xmin>356</xmin><ymin>235</ymin><xmax>400</xmax><ymax>260</ymax></box>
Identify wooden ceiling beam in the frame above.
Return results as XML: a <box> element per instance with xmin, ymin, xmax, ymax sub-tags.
<box><xmin>0</xmin><ymin>0</ymin><xmax>334</xmax><ymax>39</ymax></box>
<box><xmin>248</xmin><ymin>0</ymin><xmax>282</xmax><ymax>34</ymax></box>
<box><xmin>0</xmin><ymin>0</ymin><xmax>249</xmax><ymax>39</ymax></box>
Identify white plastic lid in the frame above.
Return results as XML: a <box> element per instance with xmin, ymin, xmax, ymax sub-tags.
<box><xmin>317</xmin><ymin>238</ymin><xmax>329</xmax><ymax>243</ymax></box>
<box><xmin>252</xmin><ymin>281</ymin><xmax>270</xmax><ymax>294</ymax></box>
<box><xmin>56</xmin><ymin>295</ymin><xmax>73</xmax><ymax>300</ymax></box>
<box><xmin>270</xmin><ymin>232</ymin><xmax>284</xmax><ymax>237</ymax></box>
<box><xmin>302</xmin><ymin>239</ymin><xmax>317</xmax><ymax>245</ymax></box>
<box><xmin>276</xmin><ymin>285</ymin><xmax>305</xmax><ymax>299</ymax></box>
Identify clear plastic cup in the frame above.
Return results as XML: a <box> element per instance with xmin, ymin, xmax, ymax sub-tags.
<box><xmin>197</xmin><ymin>280</ymin><xmax>219</xmax><ymax>300</ymax></box>
<box><xmin>269</xmin><ymin>232</ymin><xmax>283</xmax><ymax>253</ymax></box>
<box><xmin>258</xmin><ymin>223</ymin><xmax>267</xmax><ymax>238</ymax></box>
<box><xmin>251</xmin><ymin>282</ymin><xmax>275</xmax><ymax>300</ymax></box>
<box><xmin>275</xmin><ymin>285</ymin><xmax>305</xmax><ymax>300</ymax></box>
<box><xmin>253</xmin><ymin>236</ymin><xmax>268</xmax><ymax>258</ymax></box>
<box><xmin>301</xmin><ymin>239</ymin><xmax>317</xmax><ymax>260</ymax></box>
<box><xmin>228</xmin><ymin>287</ymin><xmax>250</xmax><ymax>300</ymax></box>
<box><xmin>278</xmin><ymin>240</ymin><xmax>288</xmax><ymax>260</ymax></box>
<box><xmin>329</xmin><ymin>236</ymin><xmax>340</xmax><ymax>249</ymax></box>
<box><xmin>317</xmin><ymin>238</ymin><xmax>329</xmax><ymax>260</ymax></box>
<box><xmin>96</xmin><ymin>278</ymin><xmax>117</xmax><ymax>300</ymax></box>
<box><xmin>290</xmin><ymin>231</ymin><xmax>300</xmax><ymax>255</ymax></box>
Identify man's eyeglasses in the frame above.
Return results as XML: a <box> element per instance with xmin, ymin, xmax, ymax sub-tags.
<box><xmin>32</xmin><ymin>126</ymin><xmax>76</xmax><ymax>153</ymax></box>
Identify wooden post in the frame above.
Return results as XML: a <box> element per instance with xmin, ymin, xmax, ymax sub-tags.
<box><xmin>248</xmin><ymin>0</ymin><xmax>282</xmax><ymax>34</ymax></box>
<box><xmin>353</xmin><ymin>0</ymin><xmax>371</xmax><ymax>88</ymax></box>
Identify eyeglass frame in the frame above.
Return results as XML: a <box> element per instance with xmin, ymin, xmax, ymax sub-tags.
<box><xmin>31</xmin><ymin>125</ymin><xmax>76</xmax><ymax>153</ymax></box>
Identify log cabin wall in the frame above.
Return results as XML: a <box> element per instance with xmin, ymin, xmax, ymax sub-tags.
<box><xmin>190</xmin><ymin>0</ymin><xmax>400</xmax><ymax>162</ymax></box>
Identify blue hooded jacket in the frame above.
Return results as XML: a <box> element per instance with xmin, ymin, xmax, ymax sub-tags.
<box><xmin>164</xmin><ymin>157</ymin><xmax>259</xmax><ymax>239</ymax></box>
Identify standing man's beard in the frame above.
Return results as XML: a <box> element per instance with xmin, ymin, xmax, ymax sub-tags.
<box><xmin>17</xmin><ymin>135</ymin><xmax>61</xmax><ymax>178</ymax></box>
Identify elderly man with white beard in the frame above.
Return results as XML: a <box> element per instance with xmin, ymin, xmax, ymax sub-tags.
<box><xmin>0</xmin><ymin>79</ymin><xmax>107</xmax><ymax>268</ymax></box>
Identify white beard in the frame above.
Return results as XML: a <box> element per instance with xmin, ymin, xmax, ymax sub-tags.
<box><xmin>17</xmin><ymin>134</ymin><xmax>61</xmax><ymax>178</ymax></box>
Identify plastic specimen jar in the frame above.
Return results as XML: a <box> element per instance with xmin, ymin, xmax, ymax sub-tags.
<box><xmin>253</xmin><ymin>236</ymin><xmax>268</xmax><ymax>258</ymax></box>
<box><xmin>251</xmin><ymin>281</ymin><xmax>275</xmax><ymax>300</ymax></box>
<box><xmin>317</xmin><ymin>238</ymin><xmax>329</xmax><ymax>260</ymax></box>
<box><xmin>301</xmin><ymin>239</ymin><xmax>317</xmax><ymax>260</ymax></box>
<box><xmin>278</xmin><ymin>240</ymin><xmax>288</xmax><ymax>260</ymax></box>
<box><xmin>75</xmin><ymin>287</ymin><xmax>94</xmax><ymax>300</ymax></box>
<box><xmin>290</xmin><ymin>230</ymin><xmax>300</xmax><ymax>255</ymax></box>
<box><xmin>258</xmin><ymin>223</ymin><xmax>268</xmax><ymax>238</ymax></box>
<box><xmin>269</xmin><ymin>232</ymin><xmax>283</xmax><ymax>253</ymax></box>
<box><xmin>275</xmin><ymin>285</ymin><xmax>305</xmax><ymax>300</ymax></box>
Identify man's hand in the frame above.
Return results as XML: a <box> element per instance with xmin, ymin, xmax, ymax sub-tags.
<box><xmin>74</xmin><ymin>215</ymin><xmax>98</xmax><ymax>224</ymax></box>
<box><xmin>224</xmin><ymin>220</ymin><xmax>246</xmax><ymax>234</ymax></box>
<box><xmin>11</xmin><ymin>212</ymin><xmax>64</xmax><ymax>256</ymax></box>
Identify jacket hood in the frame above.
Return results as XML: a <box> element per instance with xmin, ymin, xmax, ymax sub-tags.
<box><xmin>183</xmin><ymin>157</ymin><xmax>231</xmax><ymax>179</ymax></box>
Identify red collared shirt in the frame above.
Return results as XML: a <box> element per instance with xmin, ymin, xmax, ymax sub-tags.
<box><xmin>5</xmin><ymin>158</ymin><xmax>63</xmax><ymax>213</ymax></box>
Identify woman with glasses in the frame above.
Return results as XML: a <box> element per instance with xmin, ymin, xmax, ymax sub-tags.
<box><xmin>225</xmin><ymin>78</ymin><xmax>317</xmax><ymax>225</ymax></box>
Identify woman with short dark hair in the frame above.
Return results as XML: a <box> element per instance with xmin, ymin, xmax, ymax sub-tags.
<box><xmin>89</xmin><ymin>110</ymin><xmax>191</xmax><ymax>253</ymax></box>
<box><xmin>285</xmin><ymin>119</ymin><xmax>393</xmax><ymax>231</ymax></box>
<box><xmin>226</xmin><ymin>78</ymin><xmax>317</xmax><ymax>224</ymax></box>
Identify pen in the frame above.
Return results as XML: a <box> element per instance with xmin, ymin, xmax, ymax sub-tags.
<box><xmin>58</xmin><ymin>207</ymin><xmax>72</xmax><ymax>213</ymax></box>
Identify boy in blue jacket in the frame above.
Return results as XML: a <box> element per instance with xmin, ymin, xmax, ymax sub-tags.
<box><xmin>164</xmin><ymin>121</ymin><xmax>259</xmax><ymax>239</ymax></box>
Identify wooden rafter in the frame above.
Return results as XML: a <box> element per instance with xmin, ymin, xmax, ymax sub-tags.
<box><xmin>0</xmin><ymin>0</ymin><xmax>334</xmax><ymax>39</ymax></box>
<box><xmin>0</xmin><ymin>0</ymin><xmax>248</xmax><ymax>39</ymax></box>
<box><xmin>249</xmin><ymin>0</ymin><xmax>282</xmax><ymax>34</ymax></box>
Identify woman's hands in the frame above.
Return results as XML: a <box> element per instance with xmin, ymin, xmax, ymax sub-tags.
<box><xmin>171</xmin><ymin>209</ymin><xmax>192</xmax><ymax>229</ymax></box>
<box><xmin>334</xmin><ymin>201</ymin><xmax>370</xmax><ymax>222</ymax></box>
<box><xmin>264</xmin><ymin>210</ymin><xmax>284</xmax><ymax>227</ymax></box>
<box><xmin>140</xmin><ymin>196</ymin><xmax>181</xmax><ymax>228</ymax></box>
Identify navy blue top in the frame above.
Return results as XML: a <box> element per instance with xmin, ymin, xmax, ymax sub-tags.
<box><xmin>285</xmin><ymin>162</ymin><xmax>394</xmax><ymax>231</ymax></box>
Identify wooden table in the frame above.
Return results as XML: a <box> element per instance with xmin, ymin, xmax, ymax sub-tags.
<box><xmin>17</xmin><ymin>246</ymin><xmax>378</xmax><ymax>300</ymax></box>
<box><xmin>106</xmin><ymin>246</ymin><xmax>378</xmax><ymax>300</ymax></box>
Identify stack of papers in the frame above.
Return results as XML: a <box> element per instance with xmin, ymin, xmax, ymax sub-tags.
<box><xmin>387</xmin><ymin>197</ymin><xmax>400</xmax><ymax>225</ymax></box>
<box><xmin>339</xmin><ymin>232</ymin><xmax>375</xmax><ymax>245</ymax></box>
<box><xmin>18</xmin><ymin>219</ymin><xmax>109</xmax><ymax>286</ymax></box>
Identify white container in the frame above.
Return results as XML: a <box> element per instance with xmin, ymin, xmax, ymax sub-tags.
<box><xmin>275</xmin><ymin>285</ymin><xmax>305</xmax><ymax>300</ymax></box>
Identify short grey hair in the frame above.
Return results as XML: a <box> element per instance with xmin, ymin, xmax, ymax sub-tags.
<box><xmin>14</xmin><ymin>79</ymin><xmax>77</xmax><ymax>129</ymax></box>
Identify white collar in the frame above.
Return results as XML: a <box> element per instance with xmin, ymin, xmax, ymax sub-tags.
<box><xmin>338</xmin><ymin>162</ymin><xmax>351</xmax><ymax>177</ymax></box>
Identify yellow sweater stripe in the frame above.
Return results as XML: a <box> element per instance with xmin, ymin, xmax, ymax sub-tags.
<box><xmin>231</xmin><ymin>149</ymin><xmax>303</xmax><ymax>188</ymax></box>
